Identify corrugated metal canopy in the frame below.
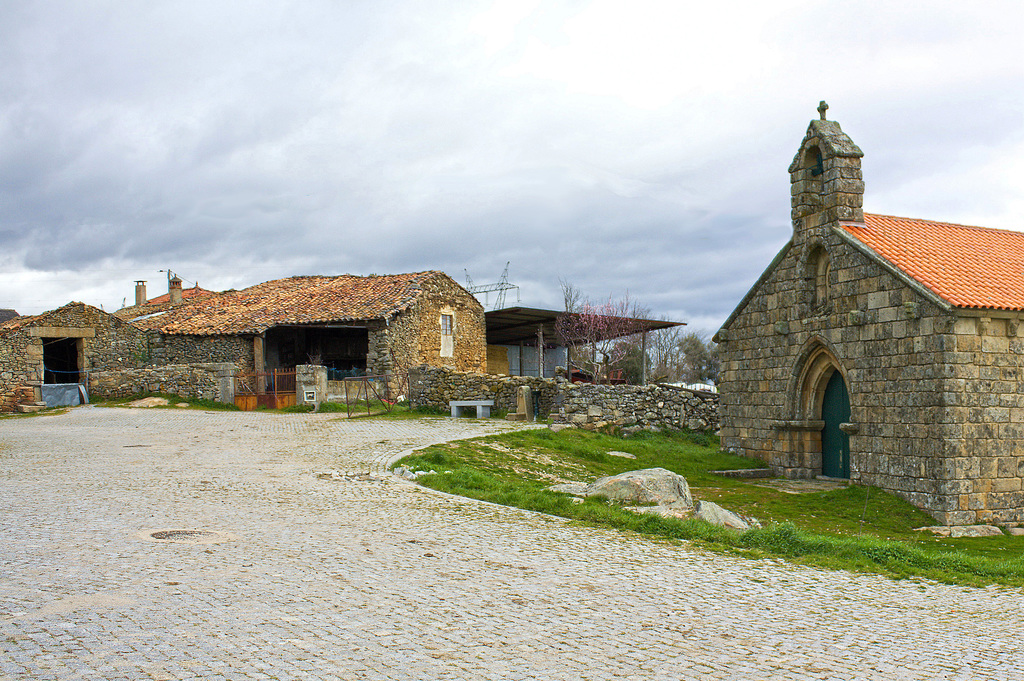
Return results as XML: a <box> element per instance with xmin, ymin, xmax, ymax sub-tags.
<box><xmin>485</xmin><ymin>307</ymin><xmax>684</xmax><ymax>346</ymax></box>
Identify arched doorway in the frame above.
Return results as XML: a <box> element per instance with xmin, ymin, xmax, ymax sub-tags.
<box><xmin>820</xmin><ymin>369</ymin><xmax>850</xmax><ymax>478</ymax></box>
<box><xmin>791</xmin><ymin>340</ymin><xmax>851</xmax><ymax>479</ymax></box>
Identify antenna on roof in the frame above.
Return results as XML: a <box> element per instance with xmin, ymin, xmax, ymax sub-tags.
<box><xmin>465</xmin><ymin>262</ymin><xmax>519</xmax><ymax>310</ymax></box>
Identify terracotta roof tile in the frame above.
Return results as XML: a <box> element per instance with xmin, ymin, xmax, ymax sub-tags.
<box><xmin>840</xmin><ymin>214</ymin><xmax>1024</xmax><ymax>311</ymax></box>
<box><xmin>125</xmin><ymin>271</ymin><xmax>443</xmax><ymax>335</ymax></box>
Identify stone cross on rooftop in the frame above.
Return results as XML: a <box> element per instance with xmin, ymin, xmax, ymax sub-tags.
<box><xmin>818</xmin><ymin>100</ymin><xmax>829</xmax><ymax>120</ymax></box>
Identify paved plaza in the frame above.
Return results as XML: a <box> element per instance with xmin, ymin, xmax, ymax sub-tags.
<box><xmin>1</xmin><ymin>406</ymin><xmax>1023</xmax><ymax>680</ymax></box>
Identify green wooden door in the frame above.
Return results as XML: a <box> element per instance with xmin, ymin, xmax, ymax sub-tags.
<box><xmin>821</xmin><ymin>369</ymin><xmax>850</xmax><ymax>478</ymax></box>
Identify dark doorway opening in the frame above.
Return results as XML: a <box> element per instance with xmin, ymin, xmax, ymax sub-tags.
<box><xmin>266</xmin><ymin>326</ymin><xmax>369</xmax><ymax>373</ymax></box>
<box><xmin>821</xmin><ymin>369</ymin><xmax>850</xmax><ymax>478</ymax></box>
<box><xmin>43</xmin><ymin>337</ymin><xmax>79</xmax><ymax>384</ymax></box>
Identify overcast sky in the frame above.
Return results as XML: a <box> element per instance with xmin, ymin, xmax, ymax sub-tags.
<box><xmin>3</xmin><ymin>1</ymin><xmax>1024</xmax><ymax>335</ymax></box>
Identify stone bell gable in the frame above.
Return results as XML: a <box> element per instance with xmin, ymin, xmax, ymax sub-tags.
<box><xmin>715</xmin><ymin>103</ymin><xmax>1024</xmax><ymax>526</ymax></box>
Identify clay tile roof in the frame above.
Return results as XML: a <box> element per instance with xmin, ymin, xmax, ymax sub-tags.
<box><xmin>840</xmin><ymin>214</ymin><xmax>1024</xmax><ymax>311</ymax></box>
<box><xmin>127</xmin><ymin>271</ymin><xmax>442</xmax><ymax>335</ymax></box>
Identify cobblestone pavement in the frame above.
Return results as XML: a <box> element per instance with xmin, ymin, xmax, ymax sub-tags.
<box><xmin>2</xmin><ymin>406</ymin><xmax>1023</xmax><ymax>680</ymax></box>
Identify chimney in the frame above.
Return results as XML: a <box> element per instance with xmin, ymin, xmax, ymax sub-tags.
<box><xmin>134</xmin><ymin>280</ymin><xmax>147</xmax><ymax>307</ymax></box>
<box><xmin>169</xmin><ymin>276</ymin><xmax>183</xmax><ymax>305</ymax></box>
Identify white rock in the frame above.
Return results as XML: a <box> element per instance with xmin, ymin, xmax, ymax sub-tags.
<box><xmin>585</xmin><ymin>468</ymin><xmax>692</xmax><ymax>507</ymax></box>
<box><xmin>546</xmin><ymin>482</ymin><xmax>589</xmax><ymax>496</ymax></box>
<box><xmin>694</xmin><ymin>501</ymin><xmax>750</xmax><ymax>530</ymax></box>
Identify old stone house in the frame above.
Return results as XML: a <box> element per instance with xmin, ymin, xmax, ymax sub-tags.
<box><xmin>118</xmin><ymin>271</ymin><xmax>486</xmax><ymax>377</ymax></box>
<box><xmin>715</xmin><ymin>104</ymin><xmax>1024</xmax><ymax>525</ymax></box>
<box><xmin>0</xmin><ymin>302</ymin><xmax>149</xmax><ymax>412</ymax></box>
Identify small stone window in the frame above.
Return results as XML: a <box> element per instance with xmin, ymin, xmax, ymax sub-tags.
<box><xmin>811</xmin><ymin>247</ymin><xmax>830</xmax><ymax>307</ymax></box>
<box><xmin>440</xmin><ymin>314</ymin><xmax>453</xmax><ymax>335</ymax></box>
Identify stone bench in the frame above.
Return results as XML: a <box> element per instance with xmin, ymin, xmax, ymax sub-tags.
<box><xmin>449</xmin><ymin>399</ymin><xmax>494</xmax><ymax>418</ymax></box>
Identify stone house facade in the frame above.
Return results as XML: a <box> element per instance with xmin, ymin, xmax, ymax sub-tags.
<box><xmin>118</xmin><ymin>271</ymin><xmax>486</xmax><ymax>378</ymax></box>
<box><xmin>715</xmin><ymin>105</ymin><xmax>1024</xmax><ymax>525</ymax></box>
<box><xmin>0</xmin><ymin>303</ymin><xmax>149</xmax><ymax>412</ymax></box>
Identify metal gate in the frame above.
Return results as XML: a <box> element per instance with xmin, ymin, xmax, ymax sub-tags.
<box><xmin>234</xmin><ymin>369</ymin><xmax>297</xmax><ymax>411</ymax></box>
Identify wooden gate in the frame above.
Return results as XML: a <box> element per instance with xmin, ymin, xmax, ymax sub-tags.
<box><xmin>234</xmin><ymin>369</ymin><xmax>297</xmax><ymax>411</ymax></box>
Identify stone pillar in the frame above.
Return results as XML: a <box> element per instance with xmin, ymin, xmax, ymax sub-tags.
<box><xmin>517</xmin><ymin>385</ymin><xmax>535</xmax><ymax>422</ymax></box>
<box><xmin>296</xmin><ymin>364</ymin><xmax>328</xmax><ymax>408</ymax></box>
<box><xmin>253</xmin><ymin>335</ymin><xmax>265</xmax><ymax>377</ymax></box>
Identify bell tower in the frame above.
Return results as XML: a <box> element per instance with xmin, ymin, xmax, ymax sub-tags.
<box><xmin>788</xmin><ymin>102</ymin><xmax>864</xmax><ymax>239</ymax></box>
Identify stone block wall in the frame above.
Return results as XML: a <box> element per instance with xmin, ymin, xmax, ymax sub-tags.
<box><xmin>717</xmin><ymin>225</ymin><xmax>956</xmax><ymax>513</ymax></box>
<box><xmin>409</xmin><ymin>365</ymin><xmax>719</xmax><ymax>432</ymax></box>
<box><xmin>942</xmin><ymin>315</ymin><xmax>1024</xmax><ymax>524</ymax></box>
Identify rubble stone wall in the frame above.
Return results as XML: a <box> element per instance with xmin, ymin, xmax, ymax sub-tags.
<box><xmin>383</xmin><ymin>273</ymin><xmax>486</xmax><ymax>376</ymax></box>
<box><xmin>89</xmin><ymin>362</ymin><xmax>235</xmax><ymax>403</ymax></box>
<box><xmin>408</xmin><ymin>365</ymin><xmax>719</xmax><ymax>432</ymax></box>
<box><xmin>557</xmin><ymin>382</ymin><xmax>719</xmax><ymax>433</ymax></box>
<box><xmin>154</xmin><ymin>334</ymin><xmax>254</xmax><ymax>372</ymax></box>
<box><xmin>409</xmin><ymin>365</ymin><xmax>559</xmax><ymax>416</ymax></box>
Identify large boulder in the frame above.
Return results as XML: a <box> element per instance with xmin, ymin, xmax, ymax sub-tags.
<box><xmin>585</xmin><ymin>468</ymin><xmax>692</xmax><ymax>507</ymax></box>
<box><xmin>694</xmin><ymin>501</ymin><xmax>750</xmax><ymax>530</ymax></box>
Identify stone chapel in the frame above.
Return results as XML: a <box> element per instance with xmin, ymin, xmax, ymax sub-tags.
<box><xmin>714</xmin><ymin>103</ymin><xmax>1024</xmax><ymax>525</ymax></box>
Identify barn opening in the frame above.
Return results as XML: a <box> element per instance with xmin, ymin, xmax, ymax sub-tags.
<box><xmin>42</xmin><ymin>337</ymin><xmax>80</xmax><ymax>384</ymax></box>
<box><xmin>265</xmin><ymin>325</ymin><xmax>369</xmax><ymax>374</ymax></box>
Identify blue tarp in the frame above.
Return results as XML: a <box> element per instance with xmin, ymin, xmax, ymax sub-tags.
<box><xmin>41</xmin><ymin>383</ymin><xmax>89</xmax><ymax>408</ymax></box>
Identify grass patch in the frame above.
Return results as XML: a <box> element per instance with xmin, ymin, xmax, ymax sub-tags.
<box><xmin>395</xmin><ymin>428</ymin><xmax>1024</xmax><ymax>587</ymax></box>
<box><xmin>275</xmin><ymin>404</ymin><xmax>315</xmax><ymax>413</ymax></box>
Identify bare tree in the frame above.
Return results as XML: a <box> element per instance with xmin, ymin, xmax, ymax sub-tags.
<box><xmin>559</xmin><ymin>277</ymin><xmax>584</xmax><ymax>313</ymax></box>
<box><xmin>677</xmin><ymin>331</ymin><xmax>720</xmax><ymax>384</ymax></box>
<box><xmin>555</xmin><ymin>289</ymin><xmax>648</xmax><ymax>383</ymax></box>
<box><xmin>648</xmin><ymin>326</ymin><xmax>682</xmax><ymax>382</ymax></box>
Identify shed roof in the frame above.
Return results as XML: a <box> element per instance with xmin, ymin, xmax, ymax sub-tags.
<box><xmin>841</xmin><ymin>214</ymin><xmax>1024</xmax><ymax>311</ymax></box>
<box><xmin>485</xmin><ymin>306</ymin><xmax>683</xmax><ymax>346</ymax></box>
<box><xmin>121</xmin><ymin>271</ymin><xmax>449</xmax><ymax>335</ymax></box>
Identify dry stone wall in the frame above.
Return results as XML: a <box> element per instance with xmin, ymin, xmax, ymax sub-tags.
<box><xmin>558</xmin><ymin>382</ymin><xmax>719</xmax><ymax>433</ymax></box>
<box><xmin>409</xmin><ymin>365</ymin><xmax>559</xmax><ymax>416</ymax></box>
<box><xmin>89</xmin><ymin>363</ymin><xmax>234</xmax><ymax>403</ymax></box>
<box><xmin>409</xmin><ymin>365</ymin><xmax>719</xmax><ymax>432</ymax></box>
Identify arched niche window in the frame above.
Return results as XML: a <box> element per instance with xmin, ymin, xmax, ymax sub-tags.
<box><xmin>807</xmin><ymin>245</ymin><xmax>830</xmax><ymax>309</ymax></box>
<box><xmin>803</xmin><ymin>145</ymin><xmax>824</xmax><ymax>183</ymax></box>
